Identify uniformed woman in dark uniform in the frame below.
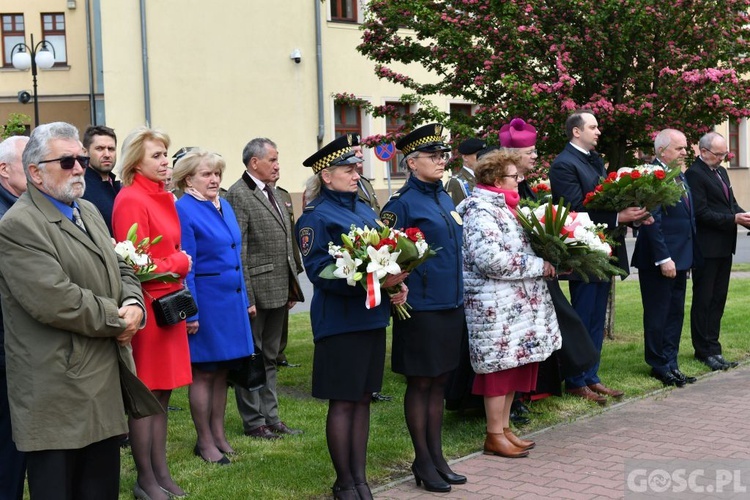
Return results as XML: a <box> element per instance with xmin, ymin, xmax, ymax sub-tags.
<box><xmin>296</xmin><ymin>135</ymin><xmax>407</xmax><ymax>500</ymax></box>
<box><xmin>380</xmin><ymin>124</ymin><xmax>466</xmax><ymax>493</ymax></box>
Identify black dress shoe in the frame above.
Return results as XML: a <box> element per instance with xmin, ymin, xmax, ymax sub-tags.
<box><xmin>698</xmin><ymin>355</ymin><xmax>728</xmax><ymax>371</ymax></box>
<box><xmin>671</xmin><ymin>369</ymin><xmax>697</xmax><ymax>384</ymax></box>
<box><xmin>193</xmin><ymin>444</ymin><xmax>230</xmax><ymax>465</ymax></box>
<box><xmin>436</xmin><ymin>467</ymin><xmax>467</xmax><ymax>485</ymax></box>
<box><xmin>371</xmin><ymin>392</ymin><xmax>393</xmax><ymax>402</ymax></box>
<box><xmin>714</xmin><ymin>355</ymin><xmax>739</xmax><ymax>368</ymax></box>
<box><xmin>650</xmin><ymin>369</ymin><xmax>686</xmax><ymax>387</ymax></box>
<box><xmin>510</xmin><ymin>410</ymin><xmax>530</xmax><ymax>426</ymax></box>
<box><xmin>511</xmin><ymin>399</ymin><xmax>530</xmax><ymax>415</ymax></box>
<box><xmin>411</xmin><ymin>464</ymin><xmax>451</xmax><ymax>493</ymax></box>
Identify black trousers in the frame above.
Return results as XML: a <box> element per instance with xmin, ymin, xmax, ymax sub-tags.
<box><xmin>26</xmin><ymin>436</ymin><xmax>120</xmax><ymax>500</ymax></box>
<box><xmin>0</xmin><ymin>370</ymin><xmax>26</xmax><ymax>500</ymax></box>
<box><xmin>690</xmin><ymin>256</ymin><xmax>732</xmax><ymax>358</ymax></box>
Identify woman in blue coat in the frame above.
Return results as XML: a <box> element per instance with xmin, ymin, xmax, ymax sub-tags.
<box><xmin>296</xmin><ymin>135</ymin><xmax>407</xmax><ymax>500</ymax></box>
<box><xmin>380</xmin><ymin>124</ymin><xmax>466</xmax><ymax>492</ymax></box>
<box><xmin>174</xmin><ymin>150</ymin><xmax>255</xmax><ymax>465</ymax></box>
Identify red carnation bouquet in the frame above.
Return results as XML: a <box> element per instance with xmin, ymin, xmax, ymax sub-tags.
<box><xmin>583</xmin><ymin>164</ymin><xmax>683</xmax><ymax>213</ymax></box>
<box><xmin>320</xmin><ymin>225</ymin><xmax>439</xmax><ymax>319</ymax></box>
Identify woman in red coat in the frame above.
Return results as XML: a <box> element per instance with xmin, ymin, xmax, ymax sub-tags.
<box><xmin>113</xmin><ymin>127</ymin><xmax>192</xmax><ymax>500</ymax></box>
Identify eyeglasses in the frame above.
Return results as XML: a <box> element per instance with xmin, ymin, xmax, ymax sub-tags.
<box><xmin>502</xmin><ymin>174</ymin><xmax>520</xmax><ymax>181</ymax></box>
<box><xmin>704</xmin><ymin>149</ymin><xmax>729</xmax><ymax>159</ymax></box>
<box><xmin>417</xmin><ymin>152</ymin><xmax>450</xmax><ymax>163</ymax></box>
<box><xmin>37</xmin><ymin>155</ymin><xmax>90</xmax><ymax>170</ymax></box>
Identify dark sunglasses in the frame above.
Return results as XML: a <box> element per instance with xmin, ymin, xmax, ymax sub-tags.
<box><xmin>37</xmin><ymin>155</ymin><xmax>90</xmax><ymax>170</ymax></box>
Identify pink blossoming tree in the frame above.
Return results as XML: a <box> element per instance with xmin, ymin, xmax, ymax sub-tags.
<box><xmin>338</xmin><ymin>0</ymin><xmax>750</xmax><ymax>170</ymax></box>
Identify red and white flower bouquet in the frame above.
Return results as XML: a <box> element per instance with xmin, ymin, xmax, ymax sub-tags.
<box><xmin>320</xmin><ymin>224</ymin><xmax>438</xmax><ymax>319</ymax></box>
<box><xmin>517</xmin><ymin>200</ymin><xmax>624</xmax><ymax>282</ymax></box>
<box><xmin>583</xmin><ymin>164</ymin><xmax>683</xmax><ymax>213</ymax></box>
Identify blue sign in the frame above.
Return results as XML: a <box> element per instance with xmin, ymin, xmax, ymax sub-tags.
<box><xmin>374</xmin><ymin>142</ymin><xmax>396</xmax><ymax>161</ymax></box>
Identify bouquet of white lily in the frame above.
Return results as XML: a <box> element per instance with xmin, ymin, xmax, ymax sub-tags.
<box><xmin>114</xmin><ymin>223</ymin><xmax>179</xmax><ymax>283</ymax></box>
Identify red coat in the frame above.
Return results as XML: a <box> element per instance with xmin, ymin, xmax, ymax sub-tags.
<box><xmin>112</xmin><ymin>173</ymin><xmax>192</xmax><ymax>390</ymax></box>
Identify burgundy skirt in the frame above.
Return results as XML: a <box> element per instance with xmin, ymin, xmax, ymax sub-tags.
<box><xmin>472</xmin><ymin>362</ymin><xmax>540</xmax><ymax>397</ymax></box>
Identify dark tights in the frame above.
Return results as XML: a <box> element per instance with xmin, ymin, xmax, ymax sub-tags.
<box><xmin>326</xmin><ymin>393</ymin><xmax>373</xmax><ymax>500</ymax></box>
<box><xmin>129</xmin><ymin>390</ymin><xmax>182</xmax><ymax>500</ymax></box>
<box><xmin>404</xmin><ymin>372</ymin><xmax>452</xmax><ymax>483</ymax></box>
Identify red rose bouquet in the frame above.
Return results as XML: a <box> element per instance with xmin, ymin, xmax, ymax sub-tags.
<box><xmin>583</xmin><ymin>164</ymin><xmax>683</xmax><ymax>213</ymax></box>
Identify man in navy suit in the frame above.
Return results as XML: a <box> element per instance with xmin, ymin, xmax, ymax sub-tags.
<box><xmin>549</xmin><ymin>109</ymin><xmax>651</xmax><ymax>405</ymax></box>
<box><xmin>81</xmin><ymin>126</ymin><xmax>120</xmax><ymax>236</ymax></box>
<box><xmin>685</xmin><ymin>132</ymin><xmax>750</xmax><ymax>371</ymax></box>
<box><xmin>631</xmin><ymin>129</ymin><xmax>697</xmax><ymax>386</ymax></box>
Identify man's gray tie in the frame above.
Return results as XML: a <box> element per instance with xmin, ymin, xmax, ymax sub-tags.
<box><xmin>72</xmin><ymin>207</ymin><xmax>87</xmax><ymax>233</ymax></box>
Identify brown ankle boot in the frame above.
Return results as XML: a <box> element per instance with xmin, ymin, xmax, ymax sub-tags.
<box><xmin>483</xmin><ymin>432</ymin><xmax>529</xmax><ymax>458</ymax></box>
<box><xmin>503</xmin><ymin>428</ymin><xmax>535</xmax><ymax>450</ymax></box>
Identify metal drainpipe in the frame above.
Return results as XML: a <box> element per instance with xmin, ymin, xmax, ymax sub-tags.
<box><xmin>315</xmin><ymin>0</ymin><xmax>325</xmax><ymax>147</ymax></box>
<box><xmin>85</xmin><ymin>0</ymin><xmax>96</xmax><ymax>124</ymax></box>
<box><xmin>139</xmin><ymin>0</ymin><xmax>151</xmax><ymax>125</ymax></box>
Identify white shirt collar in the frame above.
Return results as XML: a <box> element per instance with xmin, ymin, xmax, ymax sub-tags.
<box><xmin>569</xmin><ymin>142</ymin><xmax>591</xmax><ymax>156</ymax></box>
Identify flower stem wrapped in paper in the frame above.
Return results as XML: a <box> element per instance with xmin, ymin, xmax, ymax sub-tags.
<box><xmin>516</xmin><ymin>200</ymin><xmax>625</xmax><ymax>283</ymax></box>
<box><xmin>319</xmin><ymin>225</ymin><xmax>439</xmax><ymax>319</ymax></box>
<box><xmin>582</xmin><ymin>164</ymin><xmax>683</xmax><ymax>213</ymax></box>
<box><xmin>114</xmin><ymin>223</ymin><xmax>180</xmax><ymax>283</ymax></box>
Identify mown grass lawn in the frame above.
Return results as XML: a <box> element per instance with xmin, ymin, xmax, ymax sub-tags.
<box><xmin>114</xmin><ymin>278</ymin><xmax>750</xmax><ymax>499</ymax></box>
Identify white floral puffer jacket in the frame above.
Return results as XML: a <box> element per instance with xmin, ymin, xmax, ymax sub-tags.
<box><xmin>458</xmin><ymin>187</ymin><xmax>561</xmax><ymax>374</ymax></box>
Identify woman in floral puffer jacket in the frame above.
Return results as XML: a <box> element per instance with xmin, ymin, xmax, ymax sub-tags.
<box><xmin>458</xmin><ymin>149</ymin><xmax>561</xmax><ymax>459</ymax></box>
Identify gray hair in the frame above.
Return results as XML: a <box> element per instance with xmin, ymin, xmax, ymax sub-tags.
<box><xmin>22</xmin><ymin>122</ymin><xmax>79</xmax><ymax>176</ymax></box>
<box><xmin>400</xmin><ymin>150</ymin><xmax>420</xmax><ymax>176</ymax></box>
<box><xmin>698</xmin><ymin>131</ymin><xmax>723</xmax><ymax>151</ymax></box>
<box><xmin>653</xmin><ymin>129</ymin><xmax>684</xmax><ymax>157</ymax></box>
<box><xmin>304</xmin><ymin>174</ymin><xmax>322</xmax><ymax>203</ymax></box>
<box><xmin>241</xmin><ymin>138</ymin><xmax>277</xmax><ymax>167</ymax></box>
<box><xmin>0</xmin><ymin>136</ymin><xmax>28</xmax><ymax>165</ymax></box>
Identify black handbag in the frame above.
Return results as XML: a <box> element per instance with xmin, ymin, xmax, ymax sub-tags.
<box><xmin>149</xmin><ymin>287</ymin><xmax>198</xmax><ymax>327</ymax></box>
<box><xmin>227</xmin><ymin>351</ymin><xmax>266</xmax><ymax>392</ymax></box>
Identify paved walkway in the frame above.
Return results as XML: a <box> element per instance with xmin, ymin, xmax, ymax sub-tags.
<box><xmin>375</xmin><ymin>363</ymin><xmax>750</xmax><ymax>499</ymax></box>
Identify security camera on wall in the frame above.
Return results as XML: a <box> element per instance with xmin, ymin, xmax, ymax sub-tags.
<box><xmin>290</xmin><ymin>48</ymin><xmax>302</xmax><ymax>64</ymax></box>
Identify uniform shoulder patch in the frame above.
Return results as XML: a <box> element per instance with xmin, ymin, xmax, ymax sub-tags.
<box><xmin>299</xmin><ymin>227</ymin><xmax>314</xmax><ymax>257</ymax></box>
<box><xmin>380</xmin><ymin>211</ymin><xmax>397</xmax><ymax>228</ymax></box>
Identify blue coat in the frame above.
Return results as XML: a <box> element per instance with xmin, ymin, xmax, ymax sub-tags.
<box><xmin>380</xmin><ymin>175</ymin><xmax>464</xmax><ymax>310</ymax></box>
<box><xmin>176</xmin><ymin>195</ymin><xmax>254</xmax><ymax>363</ymax></box>
<box><xmin>81</xmin><ymin>167</ymin><xmax>120</xmax><ymax>236</ymax></box>
<box><xmin>296</xmin><ymin>187</ymin><xmax>390</xmax><ymax>342</ymax></box>
<box><xmin>632</xmin><ymin>165</ymin><xmax>695</xmax><ymax>271</ymax></box>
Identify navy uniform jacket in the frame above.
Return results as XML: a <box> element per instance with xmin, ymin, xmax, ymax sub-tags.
<box><xmin>380</xmin><ymin>176</ymin><xmax>464</xmax><ymax>310</ymax></box>
<box><xmin>81</xmin><ymin>167</ymin><xmax>120</xmax><ymax>236</ymax></box>
<box><xmin>296</xmin><ymin>187</ymin><xmax>390</xmax><ymax>342</ymax></box>
<box><xmin>632</xmin><ymin>161</ymin><xmax>695</xmax><ymax>271</ymax></box>
<box><xmin>549</xmin><ymin>143</ymin><xmax>629</xmax><ymax>279</ymax></box>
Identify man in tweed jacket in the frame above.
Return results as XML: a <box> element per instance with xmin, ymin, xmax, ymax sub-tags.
<box><xmin>227</xmin><ymin>138</ymin><xmax>303</xmax><ymax>439</ymax></box>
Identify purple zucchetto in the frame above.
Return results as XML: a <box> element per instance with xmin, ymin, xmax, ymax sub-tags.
<box><xmin>499</xmin><ymin>118</ymin><xmax>537</xmax><ymax>148</ymax></box>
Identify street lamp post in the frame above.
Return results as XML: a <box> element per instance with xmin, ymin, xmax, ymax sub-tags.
<box><xmin>11</xmin><ymin>34</ymin><xmax>56</xmax><ymax>128</ymax></box>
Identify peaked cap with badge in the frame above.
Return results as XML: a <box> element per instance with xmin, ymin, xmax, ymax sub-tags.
<box><xmin>303</xmin><ymin>134</ymin><xmax>362</xmax><ymax>174</ymax></box>
<box><xmin>396</xmin><ymin>123</ymin><xmax>451</xmax><ymax>156</ymax></box>
<box><xmin>458</xmin><ymin>138</ymin><xmax>486</xmax><ymax>156</ymax></box>
<box><xmin>172</xmin><ymin>146</ymin><xmax>198</xmax><ymax>167</ymax></box>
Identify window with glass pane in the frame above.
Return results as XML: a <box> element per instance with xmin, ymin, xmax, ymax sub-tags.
<box><xmin>386</xmin><ymin>102</ymin><xmax>410</xmax><ymax>178</ymax></box>
<box><xmin>334</xmin><ymin>103</ymin><xmax>362</xmax><ymax>139</ymax></box>
<box><xmin>2</xmin><ymin>14</ymin><xmax>24</xmax><ymax>67</ymax></box>
<box><xmin>728</xmin><ymin>120</ymin><xmax>740</xmax><ymax>168</ymax></box>
<box><xmin>331</xmin><ymin>0</ymin><xmax>357</xmax><ymax>22</ymax></box>
<box><xmin>41</xmin><ymin>13</ymin><xmax>66</xmax><ymax>65</ymax></box>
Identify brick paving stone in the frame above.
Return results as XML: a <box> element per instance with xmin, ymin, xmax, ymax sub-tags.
<box><xmin>374</xmin><ymin>363</ymin><xmax>750</xmax><ymax>499</ymax></box>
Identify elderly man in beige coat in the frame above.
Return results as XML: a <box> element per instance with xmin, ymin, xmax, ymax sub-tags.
<box><xmin>0</xmin><ymin>122</ymin><xmax>157</xmax><ymax>500</ymax></box>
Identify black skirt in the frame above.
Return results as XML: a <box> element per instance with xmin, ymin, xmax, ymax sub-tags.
<box><xmin>392</xmin><ymin>307</ymin><xmax>464</xmax><ymax>377</ymax></box>
<box><xmin>312</xmin><ymin>328</ymin><xmax>386</xmax><ymax>401</ymax></box>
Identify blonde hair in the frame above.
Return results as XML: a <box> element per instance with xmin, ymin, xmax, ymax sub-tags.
<box><xmin>474</xmin><ymin>149</ymin><xmax>522</xmax><ymax>186</ymax></box>
<box><xmin>172</xmin><ymin>149</ymin><xmax>225</xmax><ymax>191</ymax></box>
<box><xmin>119</xmin><ymin>126</ymin><xmax>171</xmax><ymax>186</ymax></box>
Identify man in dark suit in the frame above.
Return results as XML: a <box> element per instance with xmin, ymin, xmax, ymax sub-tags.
<box><xmin>685</xmin><ymin>132</ymin><xmax>750</xmax><ymax>371</ymax></box>
<box><xmin>0</xmin><ymin>135</ymin><xmax>28</xmax><ymax>500</ymax></box>
<box><xmin>0</xmin><ymin>122</ymin><xmax>150</xmax><ymax>500</ymax></box>
<box><xmin>81</xmin><ymin>125</ymin><xmax>120</xmax><ymax>235</ymax></box>
<box><xmin>549</xmin><ymin>109</ymin><xmax>651</xmax><ymax>405</ymax></box>
<box><xmin>227</xmin><ymin>138</ymin><xmax>303</xmax><ymax>439</ymax></box>
<box><xmin>632</xmin><ymin>129</ymin><xmax>697</xmax><ymax>386</ymax></box>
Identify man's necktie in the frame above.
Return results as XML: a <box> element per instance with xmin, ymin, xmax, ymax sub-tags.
<box><xmin>714</xmin><ymin>169</ymin><xmax>730</xmax><ymax>200</ymax></box>
<box><xmin>72</xmin><ymin>207</ymin><xmax>87</xmax><ymax>233</ymax></box>
<box><xmin>264</xmin><ymin>185</ymin><xmax>282</xmax><ymax>217</ymax></box>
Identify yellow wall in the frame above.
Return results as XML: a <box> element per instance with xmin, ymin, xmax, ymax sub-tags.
<box><xmin>0</xmin><ymin>1</ymin><xmax>92</xmax><ymax>126</ymax></box>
